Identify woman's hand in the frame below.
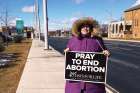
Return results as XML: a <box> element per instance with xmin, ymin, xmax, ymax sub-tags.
<box><xmin>64</xmin><ymin>48</ymin><xmax>70</xmax><ymax>53</ymax></box>
<box><xmin>103</xmin><ymin>50</ymin><xmax>110</xmax><ymax>56</ymax></box>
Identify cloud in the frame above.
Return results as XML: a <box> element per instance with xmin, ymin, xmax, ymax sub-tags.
<box><xmin>48</xmin><ymin>12</ymin><xmax>87</xmax><ymax>30</ymax></box>
<box><xmin>48</xmin><ymin>17</ymin><xmax>78</xmax><ymax>31</ymax></box>
<box><xmin>73</xmin><ymin>0</ymin><xmax>85</xmax><ymax>4</ymax></box>
<box><xmin>70</xmin><ymin>17</ymin><xmax>78</xmax><ymax>23</ymax></box>
<box><xmin>9</xmin><ymin>20</ymin><xmax>16</xmax><ymax>26</ymax></box>
<box><xmin>132</xmin><ymin>0</ymin><xmax>140</xmax><ymax>7</ymax></box>
<box><xmin>22</xmin><ymin>5</ymin><xmax>35</xmax><ymax>13</ymax></box>
<box><xmin>9</xmin><ymin>17</ymin><xmax>21</xmax><ymax>26</ymax></box>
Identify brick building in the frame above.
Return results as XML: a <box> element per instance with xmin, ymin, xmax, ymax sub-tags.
<box><xmin>124</xmin><ymin>4</ymin><xmax>140</xmax><ymax>39</ymax></box>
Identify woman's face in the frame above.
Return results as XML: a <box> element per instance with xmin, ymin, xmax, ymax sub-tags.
<box><xmin>80</xmin><ymin>25</ymin><xmax>90</xmax><ymax>35</ymax></box>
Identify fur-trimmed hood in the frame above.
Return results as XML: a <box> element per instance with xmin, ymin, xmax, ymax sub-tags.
<box><xmin>72</xmin><ymin>17</ymin><xmax>99</xmax><ymax>37</ymax></box>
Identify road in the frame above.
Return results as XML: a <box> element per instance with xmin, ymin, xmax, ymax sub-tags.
<box><xmin>48</xmin><ymin>37</ymin><xmax>140</xmax><ymax>93</ymax></box>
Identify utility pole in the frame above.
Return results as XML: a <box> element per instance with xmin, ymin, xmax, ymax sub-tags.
<box><xmin>43</xmin><ymin>0</ymin><xmax>49</xmax><ymax>49</ymax></box>
<box><xmin>4</xmin><ymin>8</ymin><xmax>8</xmax><ymax>46</ymax></box>
<box><xmin>5</xmin><ymin>8</ymin><xmax>8</xmax><ymax>46</ymax></box>
<box><xmin>35</xmin><ymin>0</ymin><xmax>41</xmax><ymax>40</ymax></box>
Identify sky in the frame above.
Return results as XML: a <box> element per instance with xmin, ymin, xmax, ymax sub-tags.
<box><xmin>0</xmin><ymin>0</ymin><xmax>139</xmax><ymax>31</ymax></box>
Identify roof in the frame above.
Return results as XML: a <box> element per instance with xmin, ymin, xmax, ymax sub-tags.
<box><xmin>124</xmin><ymin>4</ymin><xmax>140</xmax><ymax>12</ymax></box>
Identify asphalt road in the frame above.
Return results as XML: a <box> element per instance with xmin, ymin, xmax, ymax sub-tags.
<box><xmin>48</xmin><ymin>37</ymin><xmax>140</xmax><ymax>93</ymax></box>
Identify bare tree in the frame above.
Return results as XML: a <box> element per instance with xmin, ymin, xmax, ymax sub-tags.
<box><xmin>0</xmin><ymin>8</ymin><xmax>14</xmax><ymax>46</ymax></box>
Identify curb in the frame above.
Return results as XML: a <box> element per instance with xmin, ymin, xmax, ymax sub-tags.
<box><xmin>105</xmin><ymin>84</ymin><xmax>119</xmax><ymax>93</ymax></box>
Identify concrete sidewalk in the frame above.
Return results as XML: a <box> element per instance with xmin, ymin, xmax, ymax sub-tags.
<box><xmin>16</xmin><ymin>39</ymin><xmax>65</xmax><ymax>93</ymax></box>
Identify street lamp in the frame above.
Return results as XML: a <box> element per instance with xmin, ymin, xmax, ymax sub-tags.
<box><xmin>43</xmin><ymin>0</ymin><xmax>49</xmax><ymax>49</ymax></box>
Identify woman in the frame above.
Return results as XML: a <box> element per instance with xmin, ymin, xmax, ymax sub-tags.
<box><xmin>64</xmin><ymin>17</ymin><xmax>110</xmax><ymax>93</ymax></box>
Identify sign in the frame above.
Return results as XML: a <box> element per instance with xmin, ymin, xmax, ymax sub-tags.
<box><xmin>65</xmin><ymin>51</ymin><xmax>108</xmax><ymax>83</ymax></box>
<box><xmin>16</xmin><ymin>20</ymin><xmax>24</xmax><ymax>34</ymax></box>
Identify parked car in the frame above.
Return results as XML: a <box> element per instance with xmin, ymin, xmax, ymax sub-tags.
<box><xmin>0</xmin><ymin>32</ymin><xmax>13</xmax><ymax>42</ymax></box>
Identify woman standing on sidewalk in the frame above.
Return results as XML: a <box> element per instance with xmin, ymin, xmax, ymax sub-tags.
<box><xmin>64</xmin><ymin>17</ymin><xmax>110</xmax><ymax>93</ymax></box>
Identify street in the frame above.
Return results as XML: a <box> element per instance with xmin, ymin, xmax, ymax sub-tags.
<box><xmin>48</xmin><ymin>37</ymin><xmax>140</xmax><ymax>93</ymax></box>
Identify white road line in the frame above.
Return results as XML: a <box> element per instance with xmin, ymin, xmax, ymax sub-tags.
<box><xmin>107</xmin><ymin>46</ymin><xmax>140</xmax><ymax>57</ymax></box>
<box><xmin>107</xmin><ymin>46</ymin><xmax>132</xmax><ymax>51</ymax></box>
<box><xmin>109</xmin><ymin>58</ymin><xmax>140</xmax><ymax>69</ymax></box>
<box><xmin>125</xmin><ymin>44</ymin><xmax>140</xmax><ymax>47</ymax></box>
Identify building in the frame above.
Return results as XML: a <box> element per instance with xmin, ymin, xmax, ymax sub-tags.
<box><xmin>0</xmin><ymin>26</ymin><xmax>34</xmax><ymax>38</ymax></box>
<box><xmin>48</xmin><ymin>30</ymin><xmax>61</xmax><ymax>36</ymax></box>
<box><xmin>100</xmin><ymin>24</ymin><xmax>108</xmax><ymax>37</ymax></box>
<box><xmin>108</xmin><ymin>4</ymin><xmax>140</xmax><ymax>39</ymax></box>
<box><xmin>124</xmin><ymin>4</ymin><xmax>140</xmax><ymax>39</ymax></box>
<box><xmin>24</xmin><ymin>27</ymin><xmax>34</xmax><ymax>38</ymax></box>
<box><xmin>48</xmin><ymin>29</ymin><xmax>71</xmax><ymax>37</ymax></box>
<box><xmin>108</xmin><ymin>20</ymin><xmax>125</xmax><ymax>38</ymax></box>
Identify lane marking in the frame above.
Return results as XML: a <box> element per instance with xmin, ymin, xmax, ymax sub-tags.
<box><xmin>107</xmin><ymin>46</ymin><xmax>140</xmax><ymax>57</ymax></box>
<box><xmin>107</xmin><ymin>46</ymin><xmax>132</xmax><ymax>51</ymax></box>
<box><xmin>109</xmin><ymin>58</ymin><xmax>140</xmax><ymax>69</ymax></box>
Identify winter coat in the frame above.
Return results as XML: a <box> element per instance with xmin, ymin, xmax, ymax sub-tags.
<box><xmin>65</xmin><ymin>18</ymin><xmax>107</xmax><ymax>93</ymax></box>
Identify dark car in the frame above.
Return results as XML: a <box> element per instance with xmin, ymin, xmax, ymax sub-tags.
<box><xmin>0</xmin><ymin>32</ymin><xmax>13</xmax><ymax>42</ymax></box>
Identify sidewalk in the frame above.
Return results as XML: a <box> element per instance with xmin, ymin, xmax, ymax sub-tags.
<box><xmin>16</xmin><ymin>39</ymin><xmax>65</xmax><ymax>93</ymax></box>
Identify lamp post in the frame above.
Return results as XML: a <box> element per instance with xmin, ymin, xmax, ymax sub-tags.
<box><xmin>43</xmin><ymin>0</ymin><xmax>49</xmax><ymax>49</ymax></box>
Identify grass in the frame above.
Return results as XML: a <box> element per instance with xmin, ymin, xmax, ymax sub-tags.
<box><xmin>0</xmin><ymin>39</ymin><xmax>32</xmax><ymax>93</ymax></box>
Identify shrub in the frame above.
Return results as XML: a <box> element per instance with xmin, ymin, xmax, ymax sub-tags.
<box><xmin>13</xmin><ymin>35</ymin><xmax>23</xmax><ymax>43</ymax></box>
<box><xmin>0</xmin><ymin>43</ymin><xmax>5</xmax><ymax>52</ymax></box>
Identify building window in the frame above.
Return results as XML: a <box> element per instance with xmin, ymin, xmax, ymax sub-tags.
<box><xmin>137</xmin><ymin>19</ymin><xmax>138</xmax><ymax>26</ymax></box>
<box><xmin>137</xmin><ymin>20</ymin><xmax>139</xmax><ymax>26</ymax></box>
<box><xmin>136</xmin><ymin>19</ymin><xmax>137</xmax><ymax>27</ymax></box>
<box><xmin>116</xmin><ymin>24</ymin><xmax>118</xmax><ymax>33</ymax></box>
<box><xmin>119</xmin><ymin>23</ymin><xmax>123</xmax><ymax>32</ymax></box>
<box><xmin>134</xmin><ymin>19</ymin><xmax>138</xmax><ymax>27</ymax></box>
<box><xmin>134</xmin><ymin>19</ymin><xmax>136</xmax><ymax>27</ymax></box>
<box><xmin>112</xmin><ymin>24</ymin><xmax>114</xmax><ymax>33</ymax></box>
